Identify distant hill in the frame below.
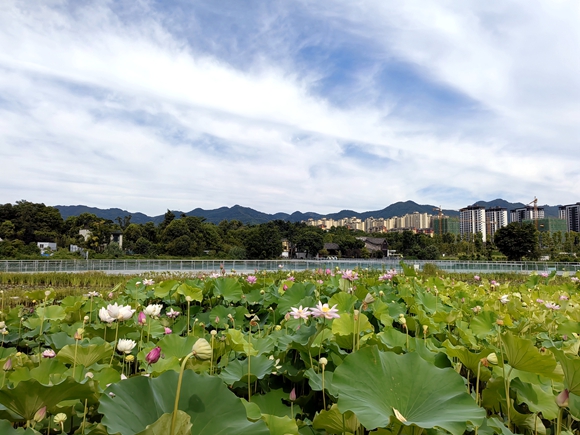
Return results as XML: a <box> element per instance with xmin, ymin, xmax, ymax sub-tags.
<box><xmin>54</xmin><ymin>198</ymin><xmax>561</xmax><ymax>226</ymax></box>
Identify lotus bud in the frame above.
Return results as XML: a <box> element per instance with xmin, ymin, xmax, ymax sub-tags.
<box><xmin>496</xmin><ymin>318</ymin><xmax>504</xmax><ymax>326</ymax></box>
<box><xmin>557</xmin><ymin>389</ymin><xmax>569</xmax><ymax>407</ymax></box>
<box><xmin>486</xmin><ymin>353</ymin><xmax>498</xmax><ymax>365</ymax></box>
<box><xmin>3</xmin><ymin>358</ymin><xmax>12</xmax><ymax>371</ymax></box>
<box><xmin>422</xmin><ymin>325</ymin><xmax>428</xmax><ymax>334</ymax></box>
<box><xmin>215</xmin><ymin>316</ymin><xmax>220</xmax><ymax>324</ymax></box>
<box><xmin>353</xmin><ymin>310</ymin><xmax>359</xmax><ymax>320</ymax></box>
<box><xmin>319</xmin><ymin>357</ymin><xmax>328</xmax><ymax>367</ymax></box>
<box><xmin>85</xmin><ymin>372</ymin><xmax>94</xmax><ymax>379</ymax></box>
<box><xmin>74</xmin><ymin>328</ymin><xmax>84</xmax><ymax>340</ymax></box>
<box><xmin>53</xmin><ymin>413</ymin><xmax>67</xmax><ymax>424</ymax></box>
<box><xmin>192</xmin><ymin>338</ymin><xmax>212</xmax><ymax>360</ymax></box>
<box><xmin>289</xmin><ymin>387</ymin><xmax>297</xmax><ymax>401</ymax></box>
<box><xmin>164</xmin><ymin>327</ymin><xmax>172</xmax><ymax>334</ymax></box>
<box><xmin>146</xmin><ymin>346</ymin><xmax>162</xmax><ymax>365</ymax></box>
<box><xmin>83</xmin><ymin>316</ymin><xmax>89</xmax><ymax>322</ymax></box>
<box><xmin>45</xmin><ymin>290</ymin><xmax>51</xmax><ymax>297</ymax></box>
<box><xmin>138</xmin><ymin>312</ymin><xmax>146</xmax><ymax>326</ymax></box>
<box><xmin>275</xmin><ymin>325</ymin><xmax>282</xmax><ymax>331</ymax></box>
<box><xmin>33</xmin><ymin>406</ymin><xmax>47</xmax><ymax>422</ymax></box>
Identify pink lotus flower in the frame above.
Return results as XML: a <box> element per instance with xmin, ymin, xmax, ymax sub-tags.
<box><xmin>246</xmin><ymin>275</ymin><xmax>257</xmax><ymax>284</ymax></box>
<box><xmin>557</xmin><ymin>389</ymin><xmax>569</xmax><ymax>407</ymax></box>
<box><xmin>341</xmin><ymin>270</ymin><xmax>359</xmax><ymax>281</ymax></box>
<box><xmin>289</xmin><ymin>306</ymin><xmax>311</xmax><ymax>320</ymax></box>
<box><xmin>560</xmin><ymin>295</ymin><xmax>569</xmax><ymax>301</ymax></box>
<box><xmin>545</xmin><ymin>302</ymin><xmax>560</xmax><ymax>310</ymax></box>
<box><xmin>536</xmin><ymin>298</ymin><xmax>544</xmax><ymax>303</ymax></box>
<box><xmin>166</xmin><ymin>308</ymin><xmax>180</xmax><ymax>319</ymax></box>
<box><xmin>164</xmin><ymin>327</ymin><xmax>172</xmax><ymax>334</ymax></box>
<box><xmin>287</xmin><ymin>276</ymin><xmax>295</xmax><ymax>282</ymax></box>
<box><xmin>42</xmin><ymin>349</ymin><xmax>56</xmax><ymax>358</ymax></box>
<box><xmin>310</xmin><ymin>301</ymin><xmax>340</xmax><ymax>319</ymax></box>
<box><xmin>138</xmin><ymin>312</ymin><xmax>146</xmax><ymax>325</ymax></box>
<box><xmin>146</xmin><ymin>346</ymin><xmax>162</xmax><ymax>365</ymax></box>
<box><xmin>474</xmin><ymin>275</ymin><xmax>480</xmax><ymax>281</ymax></box>
<box><xmin>379</xmin><ymin>273</ymin><xmax>393</xmax><ymax>281</ymax></box>
<box><xmin>143</xmin><ymin>279</ymin><xmax>155</xmax><ymax>286</ymax></box>
<box><xmin>540</xmin><ymin>272</ymin><xmax>549</xmax><ymax>278</ymax></box>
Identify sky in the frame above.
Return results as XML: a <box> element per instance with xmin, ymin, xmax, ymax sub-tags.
<box><xmin>1</xmin><ymin>0</ymin><xmax>579</xmax><ymax>216</ymax></box>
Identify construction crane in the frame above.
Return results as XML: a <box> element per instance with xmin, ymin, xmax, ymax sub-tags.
<box><xmin>433</xmin><ymin>206</ymin><xmax>443</xmax><ymax>236</ymax></box>
<box><xmin>527</xmin><ymin>197</ymin><xmax>539</xmax><ymax>230</ymax></box>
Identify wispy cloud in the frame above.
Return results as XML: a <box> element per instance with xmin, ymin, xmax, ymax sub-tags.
<box><xmin>0</xmin><ymin>0</ymin><xmax>578</xmax><ymax>215</ymax></box>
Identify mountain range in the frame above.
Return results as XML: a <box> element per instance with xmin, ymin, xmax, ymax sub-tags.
<box><xmin>54</xmin><ymin>199</ymin><xmax>561</xmax><ymax>226</ymax></box>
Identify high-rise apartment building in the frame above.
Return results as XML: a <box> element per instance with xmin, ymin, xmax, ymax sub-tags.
<box><xmin>460</xmin><ymin>205</ymin><xmax>487</xmax><ymax>241</ymax></box>
<box><xmin>485</xmin><ymin>207</ymin><xmax>508</xmax><ymax>240</ymax></box>
<box><xmin>558</xmin><ymin>203</ymin><xmax>580</xmax><ymax>232</ymax></box>
<box><xmin>510</xmin><ymin>206</ymin><xmax>544</xmax><ymax>223</ymax></box>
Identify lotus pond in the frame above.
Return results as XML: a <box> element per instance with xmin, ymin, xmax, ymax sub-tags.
<box><xmin>0</xmin><ymin>266</ymin><xmax>580</xmax><ymax>435</ymax></box>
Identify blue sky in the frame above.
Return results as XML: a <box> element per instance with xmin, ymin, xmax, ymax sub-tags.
<box><xmin>1</xmin><ymin>0</ymin><xmax>579</xmax><ymax>216</ymax></box>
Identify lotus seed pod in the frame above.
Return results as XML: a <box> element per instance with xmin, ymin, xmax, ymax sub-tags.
<box><xmin>319</xmin><ymin>357</ymin><xmax>328</xmax><ymax>367</ymax></box>
<box><xmin>54</xmin><ymin>413</ymin><xmax>67</xmax><ymax>424</ymax></box>
<box><xmin>192</xmin><ymin>338</ymin><xmax>212</xmax><ymax>360</ymax></box>
<box><xmin>125</xmin><ymin>355</ymin><xmax>135</xmax><ymax>363</ymax></box>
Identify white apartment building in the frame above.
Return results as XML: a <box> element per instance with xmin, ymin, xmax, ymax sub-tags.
<box><xmin>306</xmin><ymin>212</ymin><xmax>433</xmax><ymax>233</ymax></box>
<box><xmin>510</xmin><ymin>206</ymin><xmax>545</xmax><ymax>223</ymax></box>
<box><xmin>460</xmin><ymin>205</ymin><xmax>487</xmax><ymax>242</ymax></box>
<box><xmin>485</xmin><ymin>207</ymin><xmax>508</xmax><ymax>240</ymax></box>
<box><xmin>558</xmin><ymin>203</ymin><xmax>580</xmax><ymax>232</ymax></box>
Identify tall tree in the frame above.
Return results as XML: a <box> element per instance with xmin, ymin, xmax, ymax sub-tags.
<box><xmin>494</xmin><ymin>222</ymin><xmax>539</xmax><ymax>261</ymax></box>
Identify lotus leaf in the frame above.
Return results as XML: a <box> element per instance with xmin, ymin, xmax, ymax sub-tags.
<box><xmin>304</xmin><ymin>368</ymin><xmax>339</xmax><ymax>397</ymax></box>
<box><xmin>261</xmin><ymin>414</ymin><xmax>299</xmax><ymax>435</ymax></box>
<box><xmin>250</xmin><ymin>388</ymin><xmax>299</xmax><ymax>418</ymax></box>
<box><xmin>510</xmin><ymin>378</ymin><xmax>558</xmax><ymax>419</ymax></box>
<box><xmin>313</xmin><ymin>404</ymin><xmax>358</xmax><ymax>434</ymax></box>
<box><xmin>100</xmin><ymin>369</ymin><xmax>269</xmax><ymax>435</ymax></box>
<box><xmin>554</xmin><ymin>350</ymin><xmax>580</xmax><ymax>395</ymax></box>
<box><xmin>328</xmin><ymin>292</ymin><xmax>358</xmax><ymax>313</ymax></box>
<box><xmin>57</xmin><ymin>343</ymin><xmax>113</xmax><ymax>368</ymax></box>
<box><xmin>276</xmin><ymin>284</ymin><xmax>315</xmax><ymax>317</ymax></box>
<box><xmin>470</xmin><ymin>311</ymin><xmax>498</xmax><ymax>339</ymax></box>
<box><xmin>0</xmin><ymin>377</ymin><xmax>97</xmax><ymax>420</ymax></box>
<box><xmin>157</xmin><ymin>334</ymin><xmax>198</xmax><ymax>359</ymax></box>
<box><xmin>0</xmin><ymin>419</ymin><xmax>39</xmax><ymax>434</ymax></box>
<box><xmin>501</xmin><ymin>332</ymin><xmax>556</xmax><ymax>377</ymax></box>
<box><xmin>213</xmin><ymin>277</ymin><xmax>243</xmax><ymax>302</ymax></box>
<box><xmin>220</xmin><ymin>355</ymin><xmax>274</xmax><ymax>385</ymax></box>
<box><xmin>333</xmin><ymin>346</ymin><xmax>484</xmax><ymax>434</ymax></box>
<box><xmin>176</xmin><ymin>283</ymin><xmax>203</xmax><ymax>302</ymax></box>
<box><xmin>135</xmin><ymin>411</ymin><xmax>192</xmax><ymax>435</ymax></box>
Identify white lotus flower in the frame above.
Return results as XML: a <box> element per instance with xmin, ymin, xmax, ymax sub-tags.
<box><xmin>117</xmin><ymin>339</ymin><xmax>136</xmax><ymax>354</ymax></box>
<box><xmin>144</xmin><ymin>304</ymin><xmax>163</xmax><ymax>318</ymax></box>
<box><xmin>107</xmin><ymin>303</ymin><xmax>135</xmax><ymax>321</ymax></box>
<box><xmin>99</xmin><ymin>307</ymin><xmax>115</xmax><ymax>324</ymax></box>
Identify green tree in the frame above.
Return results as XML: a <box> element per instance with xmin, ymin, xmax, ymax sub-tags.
<box><xmin>294</xmin><ymin>227</ymin><xmax>324</xmax><ymax>258</ymax></box>
<box><xmin>494</xmin><ymin>222</ymin><xmax>539</xmax><ymax>261</ymax></box>
<box><xmin>242</xmin><ymin>224</ymin><xmax>283</xmax><ymax>259</ymax></box>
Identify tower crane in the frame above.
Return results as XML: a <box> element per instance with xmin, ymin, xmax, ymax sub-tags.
<box><xmin>527</xmin><ymin>197</ymin><xmax>539</xmax><ymax>230</ymax></box>
<box><xmin>433</xmin><ymin>206</ymin><xmax>443</xmax><ymax>236</ymax></box>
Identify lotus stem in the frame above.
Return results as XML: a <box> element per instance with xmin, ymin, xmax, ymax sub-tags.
<box><xmin>187</xmin><ymin>300</ymin><xmax>191</xmax><ymax>335</ymax></box>
<box><xmin>498</xmin><ymin>334</ymin><xmax>511</xmax><ymax>429</ymax></box>
<box><xmin>109</xmin><ymin>321</ymin><xmax>120</xmax><ymax>367</ymax></box>
<box><xmin>81</xmin><ymin>398</ymin><xmax>88</xmax><ymax>435</ymax></box>
<box><xmin>556</xmin><ymin>408</ymin><xmax>563</xmax><ymax>435</ymax></box>
<box><xmin>475</xmin><ymin>360</ymin><xmax>481</xmax><ymax>406</ymax></box>
<box><xmin>321</xmin><ymin>363</ymin><xmax>326</xmax><ymax>410</ymax></box>
<box><xmin>247</xmin><ymin>326</ymin><xmax>252</xmax><ymax>402</ymax></box>
<box><xmin>72</xmin><ymin>339</ymin><xmax>79</xmax><ymax>378</ymax></box>
<box><xmin>171</xmin><ymin>351</ymin><xmax>194</xmax><ymax>435</ymax></box>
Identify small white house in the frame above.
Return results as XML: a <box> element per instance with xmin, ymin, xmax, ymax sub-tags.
<box><xmin>37</xmin><ymin>242</ymin><xmax>57</xmax><ymax>255</ymax></box>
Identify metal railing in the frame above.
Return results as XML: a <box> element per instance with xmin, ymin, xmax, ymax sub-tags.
<box><xmin>0</xmin><ymin>259</ymin><xmax>579</xmax><ymax>274</ymax></box>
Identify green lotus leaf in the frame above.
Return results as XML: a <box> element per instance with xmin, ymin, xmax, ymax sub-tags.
<box><xmin>304</xmin><ymin>368</ymin><xmax>339</xmax><ymax>397</ymax></box>
<box><xmin>510</xmin><ymin>404</ymin><xmax>546</xmax><ymax>435</ymax></box>
<box><xmin>135</xmin><ymin>411</ymin><xmax>192</xmax><ymax>435</ymax></box>
<box><xmin>276</xmin><ymin>283</ymin><xmax>315</xmax><ymax>318</ymax></box>
<box><xmin>176</xmin><ymin>283</ymin><xmax>203</xmax><ymax>303</ymax></box>
<box><xmin>0</xmin><ymin>419</ymin><xmax>39</xmax><ymax>434</ymax></box>
<box><xmin>501</xmin><ymin>332</ymin><xmax>557</xmax><ymax>377</ymax></box>
<box><xmin>226</xmin><ymin>329</ymin><xmax>256</xmax><ymax>355</ymax></box>
<box><xmin>154</xmin><ymin>280</ymin><xmax>179</xmax><ymax>298</ymax></box>
<box><xmin>157</xmin><ymin>334</ymin><xmax>198</xmax><ymax>359</ymax></box>
<box><xmin>241</xmin><ymin>398</ymin><xmax>262</xmax><ymax>421</ymax></box>
<box><xmin>251</xmin><ymin>389</ymin><xmax>299</xmax><ymax>418</ymax></box>
<box><xmin>313</xmin><ymin>403</ymin><xmax>358</xmax><ymax>434</ymax></box>
<box><xmin>552</xmin><ymin>350</ymin><xmax>580</xmax><ymax>396</ymax></box>
<box><xmin>35</xmin><ymin>305</ymin><xmax>66</xmax><ymax>321</ymax></box>
<box><xmin>44</xmin><ymin>332</ymin><xmax>76</xmax><ymax>349</ymax></box>
<box><xmin>334</xmin><ymin>347</ymin><xmax>485</xmax><ymax>434</ymax></box>
<box><xmin>0</xmin><ymin>377</ymin><xmax>97</xmax><ymax>420</ymax></box>
<box><xmin>470</xmin><ymin>311</ymin><xmax>498</xmax><ymax>339</ymax></box>
<box><xmin>213</xmin><ymin>277</ymin><xmax>243</xmax><ymax>302</ymax></box>
<box><xmin>441</xmin><ymin>341</ymin><xmax>491</xmax><ymax>381</ymax></box>
<box><xmin>377</xmin><ymin>329</ymin><xmax>414</xmax><ymax>352</ymax></box>
<box><xmin>261</xmin><ymin>414</ymin><xmax>299</xmax><ymax>435</ymax></box>
<box><xmin>510</xmin><ymin>378</ymin><xmax>558</xmax><ymax>420</ymax></box>
<box><xmin>56</xmin><ymin>343</ymin><xmax>113</xmax><ymax>368</ymax></box>
<box><xmin>328</xmin><ymin>292</ymin><xmax>358</xmax><ymax>314</ymax></box>
<box><xmin>481</xmin><ymin>377</ymin><xmax>506</xmax><ymax>414</ymax></box>
<box><xmin>220</xmin><ymin>355</ymin><xmax>274</xmax><ymax>385</ymax></box>
<box><xmin>100</xmin><ymin>369</ymin><xmax>269</xmax><ymax>435</ymax></box>
<box><xmin>332</xmin><ymin>313</ymin><xmax>374</xmax><ymax>349</ymax></box>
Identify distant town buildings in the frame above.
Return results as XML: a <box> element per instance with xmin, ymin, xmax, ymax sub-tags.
<box><xmin>303</xmin><ymin>201</ymin><xmax>580</xmax><ymax>240</ymax></box>
<box><xmin>559</xmin><ymin>203</ymin><xmax>580</xmax><ymax>233</ymax></box>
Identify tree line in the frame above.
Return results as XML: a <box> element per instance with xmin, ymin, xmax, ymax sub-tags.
<box><xmin>1</xmin><ymin>201</ymin><xmax>579</xmax><ymax>261</ymax></box>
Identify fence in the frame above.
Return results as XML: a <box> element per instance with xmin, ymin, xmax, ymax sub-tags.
<box><xmin>0</xmin><ymin>259</ymin><xmax>579</xmax><ymax>274</ymax></box>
